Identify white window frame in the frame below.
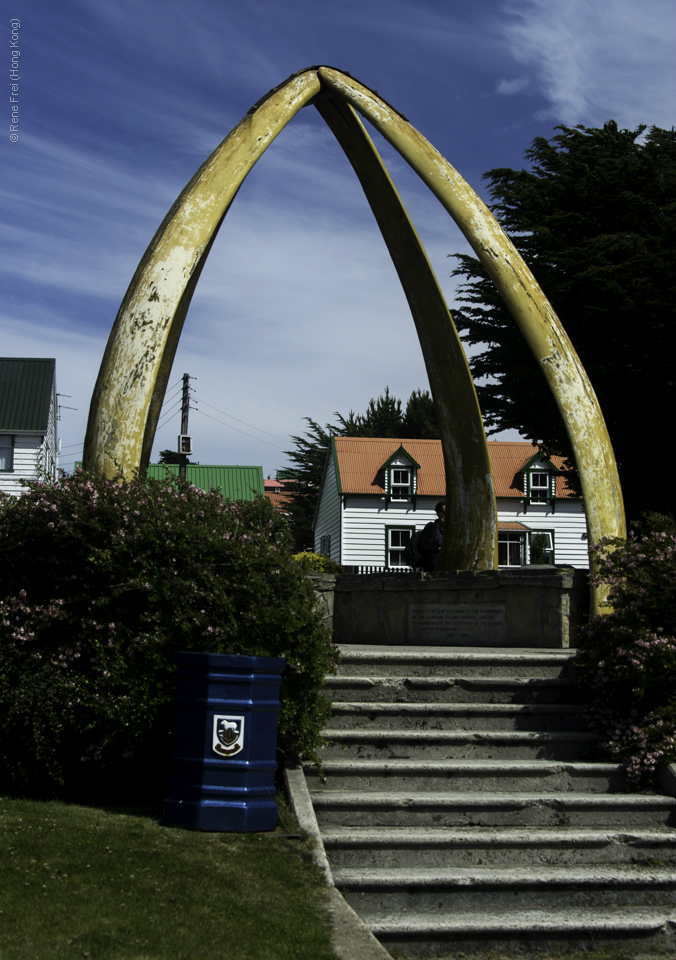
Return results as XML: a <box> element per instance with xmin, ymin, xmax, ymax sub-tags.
<box><xmin>390</xmin><ymin>467</ymin><xmax>411</xmax><ymax>501</ymax></box>
<box><xmin>386</xmin><ymin>525</ymin><xmax>415</xmax><ymax>568</ymax></box>
<box><xmin>498</xmin><ymin>531</ymin><xmax>526</xmax><ymax>567</ymax></box>
<box><xmin>529</xmin><ymin>530</ymin><xmax>555</xmax><ymax>564</ymax></box>
<box><xmin>0</xmin><ymin>435</ymin><xmax>14</xmax><ymax>472</ymax></box>
<box><xmin>529</xmin><ymin>469</ymin><xmax>553</xmax><ymax>503</ymax></box>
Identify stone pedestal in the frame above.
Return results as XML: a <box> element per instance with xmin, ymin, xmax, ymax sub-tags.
<box><xmin>313</xmin><ymin>567</ymin><xmax>588</xmax><ymax>648</ymax></box>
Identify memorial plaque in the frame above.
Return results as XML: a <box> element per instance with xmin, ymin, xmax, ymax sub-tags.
<box><xmin>408</xmin><ymin>603</ymin><xmax>507</xmax><ymax>646</ymax></box>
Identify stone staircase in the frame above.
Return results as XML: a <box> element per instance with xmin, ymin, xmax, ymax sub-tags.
<box><xmin>303</xmin><ymin>645</ymin><xmax>676</xmax><ymax>956</ymax></box>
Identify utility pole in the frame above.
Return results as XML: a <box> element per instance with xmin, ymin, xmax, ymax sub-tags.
<box><xmin>179</xmin><ymin>373</ymin><xmax>191</xmax><ymax>480</ymax></box>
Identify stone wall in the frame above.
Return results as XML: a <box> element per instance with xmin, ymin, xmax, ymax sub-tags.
<box><xmin>307</xmin><ymin>573</ymin><xmax>337</xmax><ymax>634</ymax></box>
<box><xmin>310</xmin><ymin>567</ymin><xmax>589</xmax><ymax>649</ymax></box>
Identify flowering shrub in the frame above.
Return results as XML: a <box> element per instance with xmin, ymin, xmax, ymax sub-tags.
<box><xmin>0</xmin><ymin>471</ymin><xmax>336</xmax><ymax>799</ymax></box>
<box><xmin>574</xmin><ymin>513</ymin><xmax>676</xmax><ymax>786</ymax></box>
<box><xmin>292</xmin><ymin>552</ymin><xmax>344</xmax><ymax>574</ymax></box>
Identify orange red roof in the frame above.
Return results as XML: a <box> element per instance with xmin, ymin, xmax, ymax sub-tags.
<box><xmin>264</xmin><ymin>478</ymin><xmax>289</xmax><ymax>492</ymax></box>
<box><xmin>265</xmin><ymin>489</ymin><xmax>293</xmax><ymax>512</ymax></box>
<box><xmin>332</xmin><ymin>438</ymin><xmax>577</xmax><ymax>499</ymax></box>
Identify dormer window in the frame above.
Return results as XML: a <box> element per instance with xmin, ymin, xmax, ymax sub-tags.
<box><xmin>519</xmin><ymin>454</ymin><xmax>560</xmax><ymax>509</ymax></box>
<box><xmin>391</xmin><ymin>468</ymin><xmax>411</xmax><ymax>500</ymax></box>
<box><xmin>530</xmin><ymin>471</ymin><xmax>551</xmax><ymax>502</ymax></box>
<box><xmin>380</xmin><ymin>445</ymin><xmax>421</xmax><ymax>508</ymax></box>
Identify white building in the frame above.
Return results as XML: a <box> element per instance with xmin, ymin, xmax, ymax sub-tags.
<box><xmin>313</xmin><ymin>437</ymin><xmax>589</xmax><ymax>569</ymax></box>
<box><xmin>0</xmin><ymin>358</ymin><xmax>58</xmax><ymax>497</ymax></box>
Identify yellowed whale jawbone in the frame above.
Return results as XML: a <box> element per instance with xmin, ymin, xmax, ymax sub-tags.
<box><xmin>317</xmin><ymin>67</ymin><xmax>625</xmax><ymax>612</ymax></box>
<box><xmin>84</xmin><ymin>65</ymin><xmax>625</xmax><ymax>611</ymax></box>
<box><xmin>82</xmin><ymin>70</ymin><xmax>322</xmax><ymax>479</ymax></box>
<box><xmin>314</xmin><ymin>96</ymin><xmax>497</xmax><ymax>571</ymax></box>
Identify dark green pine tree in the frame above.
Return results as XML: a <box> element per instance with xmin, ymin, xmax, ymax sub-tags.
<box><xmin>283</xmin><ymin>388</ymin><xmax>439</xmax><ymax>550</ymax></box>
<box><xmin>282</xmin><ymin>419</ymin><xmax>335</xmax><ymax>554</ymax></box>
<box><xmin>158</xmin><ymin>449</ymin><xmax>192</xmax><ymax>465</ymax></box>
<box><xmin>451</xmin><ymin>121</ymin><xmax>676</xmax><ymax>521</ymax></box>
<box><xmin>402</xmin><ymin>389</ymin><xmax>439</xmax><ymax>439</ymax></box>
<box><xmin>338</xmin><ymin>386</ymin><xmax>405</xmax><ymax>437</ymax></box>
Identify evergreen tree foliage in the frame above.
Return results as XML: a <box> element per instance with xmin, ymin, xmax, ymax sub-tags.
<box><xmin>338</xmin><ymin>386</ymin><xmax>404</xmax><ymax>438</ymax></box>
<box><xmin>283</xmin><ymin>420</ymin><xmax>334</xmax><ymax>553</ymax></box>
<box><xmin>283</xmin><ymin>388</ymin><xmax>438</xmax><ymax>551</ymax></box>
<box><xmin>450</xmin><ymin>121</ymin><xmax>676</xmax><ymax>520</ymax></box>
<box><xmin>403</xmin><ymin>389</ymin><xmax>442</xmax><ymax>440</ymax></box>
<box><xmin>158</xmin><ymin>449</ymin><xmax>192</xmax><ymax>465</ymax></box>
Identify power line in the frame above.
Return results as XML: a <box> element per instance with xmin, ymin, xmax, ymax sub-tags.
<box><xmin>157</xmin><ymin>401</ymin><xmax>197</xmax><ymax>433</ymax></box>
<box><xmin>156</xmin><ymin>398</ymin><xmax>183</xmax><ymax>429</ymax></box>
<box><xmin>194</xmin><ymin>408</ymin><xmax>286</xmax><ymax>450</ymax></box>
<box><xmin>193</xmin><ymin>396</ymin><xmax>289</xmax><ymax>443</ymax></box>
<box><xmin>165</xmin><ymin>376</ymin><xmax>183</xmax><ymax>394</ymax></box>
<box><xmin>160</xmin><ymin>386</ymin><xmax>182</xmax><ymax>409</ymax></box>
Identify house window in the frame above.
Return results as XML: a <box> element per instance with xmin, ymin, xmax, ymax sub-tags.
<box><xmin>529</xmin><ymin>471</ymin><xmax>551</xmax><ymax>502</ymax></box>
<box><xmin>319</xmin><ymin>534</ymin><xmax>331</xmax><ymax>558</ymax></box>
<box><xmin>390</xmin><ymin>468</ymin><xmax>411</xmax><ymax>500</ymax></box>
<box><xmin>498</xmin><ymin>532</ymin><xmax>526</xmax><ymax>567</ymax></box>
<box><xmin>529</xmin><ymin>531</ymin><xmax>555</xmax><ymax>564</ymax></box>
<box><xmin>0</xmin><ymin>435</ymin><xmax>13</xmax><ymax>471</ymax></box>
<box><xmin>387</xmin><ymin>527</ymin><xmax>413</xmax><ymax>567</ymax></box>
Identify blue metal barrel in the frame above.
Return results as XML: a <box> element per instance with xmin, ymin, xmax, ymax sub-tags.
<box><xmin>163</xmin><ymin>651</ymin><xmax>286</xmax><ymax>831</ymax></box>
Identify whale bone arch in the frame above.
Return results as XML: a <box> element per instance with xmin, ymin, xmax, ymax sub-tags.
<box><xmin>83</xmin><ymin>66</ymin><xmax>625</xmax><ymax>603</ymax></box>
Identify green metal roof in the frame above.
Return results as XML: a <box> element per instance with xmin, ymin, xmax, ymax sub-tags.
<box><xmin>146</xmin><ymin>464</ymin><xmax>264</xmax><ymax>500</ymax></box>
<box><xmin>0</xmin><ymin>358</ymin><xmax>56</xmax><ymax>431</ymax></box>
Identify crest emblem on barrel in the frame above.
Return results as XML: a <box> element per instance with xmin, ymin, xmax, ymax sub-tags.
<box><xmin>212</xmin><ymin>715</ymin><xmax>245</xmax><ymax>757</ymax></box>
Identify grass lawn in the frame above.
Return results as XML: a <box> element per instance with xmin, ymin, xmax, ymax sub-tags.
<box><xmin>0</xmin><ymin>795</ymin><xmax>337</xmax><ymax>960</ymax></box>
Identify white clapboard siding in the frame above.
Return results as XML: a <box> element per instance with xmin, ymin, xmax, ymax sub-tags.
<box><xmin>313</xmin><ymin>456</ymin><xmax>342</xmax><ymax>563</ymax></box>
<box><xmin>327</xmin><ymin>494</ymin><xmax>588</xmax><ymax>569</ymax></box>
<box><xmin>0</xmin><ymin>435</ymin><xmax>44</xmax><ymax>497</ymax></box>
<box><xmin>341</xmin><ymin>497</ymin><xmax>440</xmax><ymax>567</ymax></box>
<box><xmin>314</xmin><ymin>441</ymin><xmax>590</xmax><ymax>570</ymax></box>
<box><xmin>497</xmin><ymin>498</ymin><xmax>589</xmax><ymax>568</ymax></box>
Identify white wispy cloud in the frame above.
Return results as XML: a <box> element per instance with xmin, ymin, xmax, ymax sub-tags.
<box><xmin>500</xmin><ymin>0</ymin><xmax>676</xmax><ymax>127</ymax></box>
<box><xmin>3</xmin><ymin>105</ymin><xmax>469</xmax><ymax>477</ymax></box>
<box><xmin>7</xmin><ymin>0</ymin><xmax>562</xmax><ymax>478</ymax></box>
<box><xmin>496</xmin><ymin>76</ymin><xmax>529</xmax><ymax>96</ymax></box>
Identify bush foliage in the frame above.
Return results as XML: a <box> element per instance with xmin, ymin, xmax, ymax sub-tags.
<box><xmin>292</xmin><ymin>552</ymin><xmax>343</xmax><ymax>574</ymax></box>
<box><xmin>574</xmin><ymin>513</ymin><xmax>676</xmax><ymax>786</ymax></box>
<box><xmin>0</xmin><ymin>472</ymin><xmax>336</xmax><ymax>799</ymax></box>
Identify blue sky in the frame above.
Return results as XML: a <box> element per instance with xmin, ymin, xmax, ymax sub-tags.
<box><xmin>3</xmin><ymin>0</ymin><xmax>674</xmax><ymax>476</ymax></box>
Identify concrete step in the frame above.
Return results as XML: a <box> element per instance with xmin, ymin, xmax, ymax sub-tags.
<box><xmin>333</xmin><ymin>864</ymin><xmax>676</xmax><ymax>912</ymax></box>
<box><xmin>364</xmin><ymin>907</ymin><xmax>676</xmax><ymax>956</ymax></box>
<box><xmin>324</xmin><ymin>675</ymin><xmax>576</xmax><ymax>704</ymax></box>
<box><xmin>310</xmin><ymin>791</ymin><xmax>675</xmax><ymax>829</ymax></box>
<box><xmin>322</xmin><ymin>826</ymin><xmax>676</xmax><ymax>868</ymax></box>
<box><xmin>311</xmin><ymin>643</ymin><xmax>676</xmax><ymax>955</ymax></box>
<box><xmin>336</xmin><ymin>646</ymin><xmax>575</xmax><ymax>679</ymax></box>
<box><xmin>320</xmin><ymin>729</ymin><xmax>597</xmax><ymax>761</ymax></box>
<box><xmin>328</xmin><ymin>701</ymin><xmax>586</xmax><ymax>732</ymax></box>
<box><xmin>308</xmin><ymin>758</ymin><xmax>624</xmax><ymax>794</ymax></box>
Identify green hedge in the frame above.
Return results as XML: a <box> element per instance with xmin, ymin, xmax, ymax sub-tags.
<box><xmin>0</xmin><ymin>472</ymin><xmax>336</xmax><ymax>800</ymax></box>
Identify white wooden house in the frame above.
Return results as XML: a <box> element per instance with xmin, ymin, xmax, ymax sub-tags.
<box><xmin>0</xmin><ymin>358</ymin><xmax>58</xmax><ymax>496</ymax></box>
<box><xmin>313</xmin><ymin>437</ymin><xmax>589</xmax><ymax>569</ymax></box>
